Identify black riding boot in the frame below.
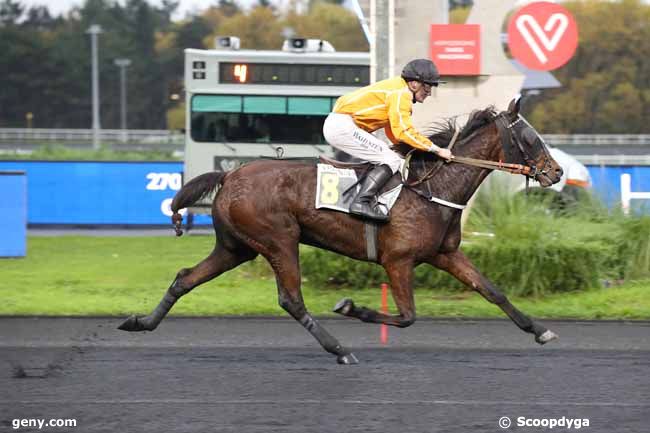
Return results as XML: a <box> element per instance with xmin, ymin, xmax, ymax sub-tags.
<box><xmin>349</xmin><ymin>164</ymin><xmax>393</xmax><ymax>222</ymax></box>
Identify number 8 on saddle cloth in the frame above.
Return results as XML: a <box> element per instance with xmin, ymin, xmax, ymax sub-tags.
<box><xmin>315</xmin><ymin>163</ymin><xmax>403</xmax><ymax>215</ymax></box>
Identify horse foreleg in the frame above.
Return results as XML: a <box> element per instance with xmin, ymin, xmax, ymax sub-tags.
<box><xmin>334</xmin><ymin>258</ymin><xmax>416</xmax><ymax>328</ymax></box>
<box><xmin>267</xmin><ymin>248</ymin><xmax>358</xmax><ymax>365</ymax></box>
<box><xmin>430</xmin><ymin>250</ymin><xmax>558</xmax><ymax>344</ymax></box>
<box><xmin>118</xmin><ymin>245</ymin><xmax>256</xmax><ymax>332</ymax></box>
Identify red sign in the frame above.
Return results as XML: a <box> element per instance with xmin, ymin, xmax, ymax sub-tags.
<box><xmin>508</xmin><ymin>2</ymin><xmax>578</xmax><ymax>71</ymax></box>
<box><xmin>430</xmin><ymin>24</ymin><xmax>481</xmax><ymax>76</ymax></box>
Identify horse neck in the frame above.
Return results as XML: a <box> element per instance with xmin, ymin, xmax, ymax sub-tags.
<box><xmin>424</xmin><ymin>123</ymin><xmax>501</xmax><ymax>205</ymax></box>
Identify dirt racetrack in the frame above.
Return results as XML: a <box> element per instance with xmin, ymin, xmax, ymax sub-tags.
<box><xmin>2</xmin><ymin>317</ymin><xmax>649</xmax><ymax>432</ymax></box>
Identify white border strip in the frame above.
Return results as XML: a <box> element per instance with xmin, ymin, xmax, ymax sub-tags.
<box><xmin>3</xmin><ymin>399</ymin><xmax>648</xmax><ymax>407</ymax></box>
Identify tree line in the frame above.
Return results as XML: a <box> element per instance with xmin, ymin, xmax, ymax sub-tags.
<box><xmin>527</xmin><ymin>0</ymin><xmax>650</xmax><ymax>134</ymax></box>
<box><xmin>0</xmin><ymin>0</ymin><xmax>647</xmax><ymax>133</ymax></box>
<box><xmin>0</xmin><ymin>0</ymin><xmax>364</xmax><ymax>130</ymax></box>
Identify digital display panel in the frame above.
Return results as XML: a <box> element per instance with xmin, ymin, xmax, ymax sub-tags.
<box><xmin>219</xmin><ymin>62</ymin><xmax>369</xmax><ymax>86</ymax></box>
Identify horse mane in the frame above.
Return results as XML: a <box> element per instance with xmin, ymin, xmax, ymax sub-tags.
<box><xmin>393</xmin><ymin>106</ymin><xmax>498</xmax><ymax>157</ymax></box>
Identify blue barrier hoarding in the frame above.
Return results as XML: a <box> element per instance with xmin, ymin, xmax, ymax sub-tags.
<box><xmin>0</xmin><ymin>171</ymin><xmax>27</xmax><ymax>256</ymax></box>
<box><xmin>587</xmin><ymin>166</ymin><xmax>650</xmax><ymax>213</ymax></box>
<box><xmin>0</xmin><ymin>161</ymin><xmax>211</xmax><ymax>225</ymax></box>
<box><xmin>0</xmin><ymin>161</ymin><xmax>647</xmax><ymax>226</ymax></box>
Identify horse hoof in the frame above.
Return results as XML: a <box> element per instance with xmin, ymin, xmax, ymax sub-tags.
<box><xmin>337</xmin><ymin>353</ymin><xmax>359</xmax><ymax>365</ymax></box>
<box><xmin>333</xmin><ymin>298</ymin><xmax>354</xmax><ymax>316</ymax></box>
<box><xmin>535</xmin><ymin>330</ymin><xmax>558</xmax><ymax>345</ymax></box>
<box><xmin>118</xmin><ymin>315</ymin><xmax>148</xmax><ymax>332</ymax></box>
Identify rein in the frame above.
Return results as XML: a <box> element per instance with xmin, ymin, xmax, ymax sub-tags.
<box><xmin>408</xmin><ymin>114</ymin><xmax>533</xmax><ymax>187</ymax></box>
<box><xmin>450</xmin><ymin>155</ymin><xmax>531</xmax><ymax>175</ymax></box>
<box><xmin>406</xmin><ymin>128</ymin><xmax>460</xmax><ymax>187</ymax></box>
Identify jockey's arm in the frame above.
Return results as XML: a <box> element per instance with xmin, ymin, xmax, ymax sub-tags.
<box><xmin>384</xmin><ymin>126</ymin><xmax>398</xmax><ymax>144</ymax></box>
<box><xmin>386</xmin><ymin>89</ymin><xmax>440</xmax><ymax>153</ymax></box>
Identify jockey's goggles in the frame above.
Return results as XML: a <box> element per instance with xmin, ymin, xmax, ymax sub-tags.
<box><xmin>422</xmin><ymin>79</ymin><xmax>446</xmax><ymax>87</ymax></box>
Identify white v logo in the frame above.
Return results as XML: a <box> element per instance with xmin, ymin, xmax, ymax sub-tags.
<box><xmin>516</xmin><ymin>13</ymin><xmax>569</xmax><ymax>64</ymax></box>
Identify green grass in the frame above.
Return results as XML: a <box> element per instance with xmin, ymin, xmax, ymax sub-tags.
<box><xmin>0</xmin><ymin>236</ymin><xmax>649</xmax><ymax>319</ymax></box>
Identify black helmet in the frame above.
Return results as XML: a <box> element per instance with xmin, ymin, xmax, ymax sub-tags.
<box><xmin>401</xmin><ymin>59</ymin><xmax>446</xmax><ymax>86</ymax></box>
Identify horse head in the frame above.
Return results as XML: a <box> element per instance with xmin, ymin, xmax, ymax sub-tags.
<box><xmin>495</xmin><ymin>97</ymin><xmax>563</xmax><ymax>187</ymax></box>
<box><xmin>396</xmin><ymin>98</ymin><xmax>562</xmax><ymax>187</ymax></box>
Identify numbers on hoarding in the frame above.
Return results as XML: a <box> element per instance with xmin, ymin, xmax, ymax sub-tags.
<box><xmin>146</xmin><ymin>173</ymin><xmax>182</xmax><ymax>191</ymax></box>
<box><xmin>621</xmin><ymin>173</ymin><xmax>650</xmax><ymax>215</ymax></box>
<box><xmin>160</xmin><ymin>198</ymin><xmax>187</xmax><ymax>217</ymax></box>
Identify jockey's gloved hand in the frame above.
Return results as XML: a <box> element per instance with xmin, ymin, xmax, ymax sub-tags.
<box><xmin>428</xmin><ymin>145</ymin><xmax>453</xmax><ymax>161</ymax></box>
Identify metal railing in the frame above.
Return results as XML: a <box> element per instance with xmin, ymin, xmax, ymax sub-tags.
<box><xmin>0</xmin><ymin>128</ymin><xmax>184</xmax><ymax>144</ymax></box>
<box><xmin>1</xmin><ymin>129</ymin><xmax>649</xmax><ymax>146</ymax></box>
<box><xmin>543</xmin><ymin>134</ymin><xmax>650</xmax><ymax>146</ymax></box>
<box><xmin>1</xmin><ymin>129</ymin><xmax>650</xmax><ymax>164</ymax></box>
<box><xmin>575</xmin><ymin>154</ymin><xmax>650</xmax><ymax>166</ymax></box>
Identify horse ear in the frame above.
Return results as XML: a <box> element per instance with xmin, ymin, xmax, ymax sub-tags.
<box><xmin>507</xmin><ymin>95</ymin><xmax>522</xmax><ymax>118</ymax></box>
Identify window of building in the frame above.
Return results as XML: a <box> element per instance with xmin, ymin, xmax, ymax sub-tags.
<box><xmin>190</xmin><ymin>95</ymin><xmax>336</xmax><ymax>145</ymax></box>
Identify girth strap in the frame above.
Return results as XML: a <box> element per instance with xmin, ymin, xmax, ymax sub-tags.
<box><xmin>364</xmin><ymin>222</ymin><xmax>378</xmax><ymax>262</ymax></box>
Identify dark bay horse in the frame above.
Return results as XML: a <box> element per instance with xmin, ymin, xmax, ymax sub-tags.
<box><xmin>119</xmin><ymin>98</ymin><xmax>563</xmax><ymax>364</ymax></box>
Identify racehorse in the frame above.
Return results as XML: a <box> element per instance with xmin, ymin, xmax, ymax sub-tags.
<box><xmin>119</xmin><ymin>97</ymin><xmax>563</xmax><ymax>364</ymax></box>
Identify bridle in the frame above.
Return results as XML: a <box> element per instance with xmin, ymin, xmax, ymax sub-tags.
<box><xmin>495</xmin><ymin>113</ymin><xmax>555</xmax><ymax>181</ymax></box>
<box><xmin>408</xmin><ymin>112</ymin><xmax>549</xmax><ymax>187</ymax></box>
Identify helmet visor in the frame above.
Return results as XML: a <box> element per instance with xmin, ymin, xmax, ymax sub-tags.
<box><xmin>422</xmin><ymin>79</ymin><xmax>447</xmax><ymax>86</ymax></box>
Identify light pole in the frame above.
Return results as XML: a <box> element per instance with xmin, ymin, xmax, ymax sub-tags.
<box><xmin>114</xmin><ymin>58</ymin><xmax>131</xmax><ymax>141</ymax></box>
<box><xmin>86</xmin><ymin>24</ymin><xmax>102</xmax><ymax>150</ymax></box>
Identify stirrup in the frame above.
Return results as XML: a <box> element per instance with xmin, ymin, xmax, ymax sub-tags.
<box><xmin>349</xmin><ymin>201</ymin><xmax>390</xmax><ymax>222</ymax></box>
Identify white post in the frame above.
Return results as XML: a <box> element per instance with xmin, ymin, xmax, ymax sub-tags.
<box><xmin>373</xmin><ymin>0</ymin><xmax>390</xmax><ymax>81</ymax></box>
<box><xmin>388</xmin><ymin>0</ymin><xmax>395</xmax><ymax>76</ymax></box>
<box><xmin>87</xmin><ymin>24</ymin><xmax>103</xmax><ymax>150</ymax></box>
<box><xmin>349</xmin><ymin>0</ymin><xmax>371</xmax><ymax>46</ymax></box>
<box><xmin>114</xmin><ymin>58</ymin><xmax>131</xmax><ymax>142</ymax></box>
<box><xmin>370</xmin><ymin>0</ymin><xmax>377</xmax><ymax>83</ymax></box>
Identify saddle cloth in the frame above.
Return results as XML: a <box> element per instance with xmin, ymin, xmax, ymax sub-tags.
<box><xmin>315</xmin><ymin>163</ymin><xmax>403</xmax><ymax>214</ymax></box>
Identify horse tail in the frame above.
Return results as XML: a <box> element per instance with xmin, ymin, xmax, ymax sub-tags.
<box><xmin>171</xmin><ymin>171</ymin><xmax>226</xmax><ymax>237</ymax></box>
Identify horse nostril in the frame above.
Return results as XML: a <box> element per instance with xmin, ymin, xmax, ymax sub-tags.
<box><xmin>556</xmin><ymin>167</ymin><xmax>563</xmax><ymax>177</ymax></box>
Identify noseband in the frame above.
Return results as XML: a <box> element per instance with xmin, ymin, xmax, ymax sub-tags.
<box><xmin>496</xmin><ymin>113</ymin><xmax>553</xmax><ymax>180</ymax></box>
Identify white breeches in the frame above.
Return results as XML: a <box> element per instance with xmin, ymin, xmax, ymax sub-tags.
<box><xmin>323</xmin><ymin>113</ymin><xmax>403</xmax><ymax>174</ymax></box>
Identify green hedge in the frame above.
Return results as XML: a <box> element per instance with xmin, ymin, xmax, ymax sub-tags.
<box><xmin>617</xmin><ymin>214</ymin><xmax>650</xmax><ymax>280</ymax></box>
<box><xmin>300</xmin><ymin>189</ymin><xmax>650</xmax><ymax>297</ymax></box>
<box><xmin>300</xmin><ymin>235</ymin><xmax>614</xmax><ymax>296</ymax></box>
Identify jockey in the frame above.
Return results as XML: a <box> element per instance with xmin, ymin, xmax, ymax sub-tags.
<box><xmin>323</xmin><ymin>58</ymin><xmax>453</xmax><ymax>222</ymax></box>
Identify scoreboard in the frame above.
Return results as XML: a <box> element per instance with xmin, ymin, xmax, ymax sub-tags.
<box><xmin>185</xmin><ymin>48</ymin><xmax>370</xmax><ymax>94</ymax></box>
<box><xmin>215</xmin><ymin>62</ymin><xmax>369</xmax><ymax>86</ymax></box>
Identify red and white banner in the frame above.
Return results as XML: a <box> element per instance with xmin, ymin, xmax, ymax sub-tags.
<box><xmin>429</xmin><ymin>24</ymin><xmax>481</xmax><ymax>76</ymax></box>
<box><xmin>508</xmin><ymin>2</ymin><xmax>579</xmax><ymax>71</ymax></box>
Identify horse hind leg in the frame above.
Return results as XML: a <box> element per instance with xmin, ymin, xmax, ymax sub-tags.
<box><xmin>118</xmin><ymin>243</ymin><xmax>257</xmax><ymax>332</ymax></box>
<box><xmin>334</xmin><ymin>258</ymin><xmax>416</xmax><ymax>328</ymax></box>
<box><xmin>266</xmin><ymin>246</ymin><xmax>358</xmax><ymax>365</ymax></box>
